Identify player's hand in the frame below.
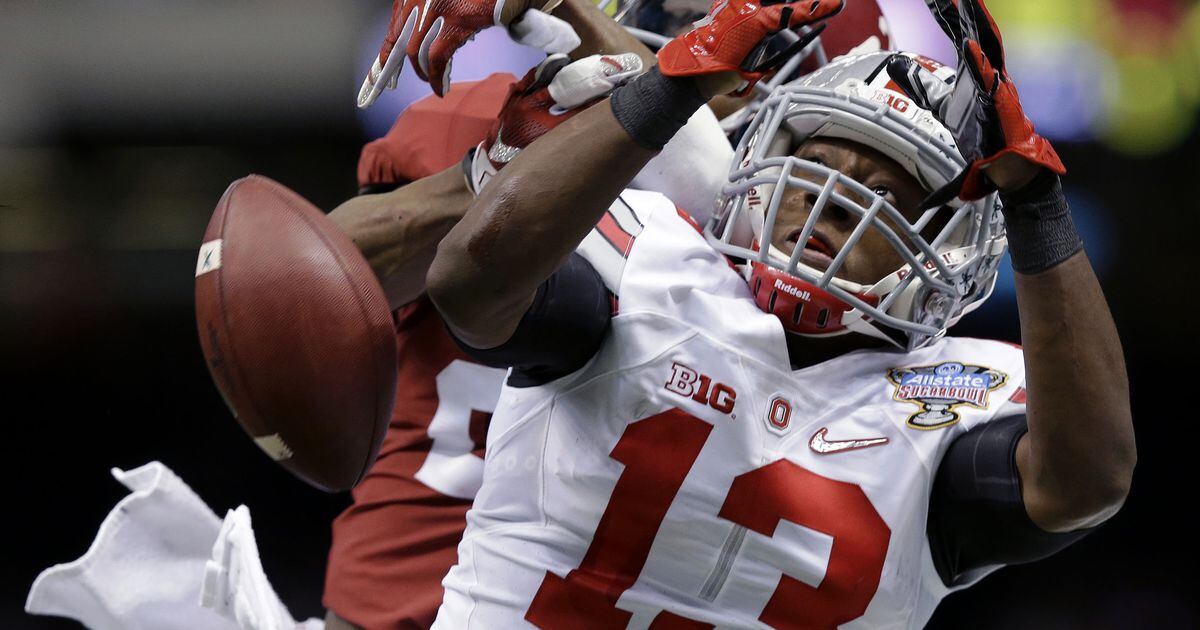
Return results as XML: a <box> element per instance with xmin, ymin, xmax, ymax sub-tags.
<box><xmin>885</xmin><ymin>0</ymin><xmax>1065</xmax><ymax>206</ymax></box>
<box><xmin>657</xmin><ymin>0</ymin><xmax>844</xmax><ymax>96</ymax></box>
<box><xmin>358</xmin><ymin>0</ymin><xmax>577</xmax><ymax>105</ymax></box>
<box><xmin>468</xmin><ymin>52</ymin><xmax>644</xmax><ymax>192</ymax></box>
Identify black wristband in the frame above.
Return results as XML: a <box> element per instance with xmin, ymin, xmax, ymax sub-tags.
<box><xmin>609</xmin><ymin>66</ymin><xmax>708</xmax><ymax>151</ymax></box>
<box><xmin>999</xmin><ymin>171</ymin><xmax>1083</xmax><ymax>274</ymax></box>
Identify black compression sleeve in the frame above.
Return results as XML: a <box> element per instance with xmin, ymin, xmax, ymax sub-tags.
<box><xmin>609</xmin><ymin>66</ymin><xmax>708</xmax><ymax>151</ymax></box>
<box><xmin>450</xmin><ymin>252</ymin><xmax>612</xmax><ymax>387</ymax></box>
<box><xmin>928</xmin><ymin>414</ymin><xmax>1094</xmax><ymax>586</ymax></box>
<box><xmin>1000</xmin><ymin>171</ymin><xmax>1083</xmax><ymax>274</ymax></box>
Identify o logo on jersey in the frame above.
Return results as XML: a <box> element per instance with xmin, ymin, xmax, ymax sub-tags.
<box><xmin>664</xmin><ymin>362</ymin><xmax>737</xmax><ymax>416</ymax></box>
<box><xmin>766</xmin><ymin>395</ymin><xmax>793</xmax><ymax>435</ymax></box>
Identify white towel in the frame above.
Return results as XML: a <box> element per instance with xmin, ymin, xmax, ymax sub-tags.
<box><xmin>202</xmin><ymin>505</ymin><xmax>323</xmax><ymax>630</ymax></box>
<box><xmin>25</xmin><ymin>461</ymin><xmax>321</xmax><ymax>630</ymax></box>
<box><xmin>25</xmin><ymin>462</ymin><xmax>236</xmax><ymax>630</ymax></box>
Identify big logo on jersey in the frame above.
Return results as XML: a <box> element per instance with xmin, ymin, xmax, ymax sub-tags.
<box><xmin>887</xmin><ymin>361</ymin><xmax>1007</xmax><ymax>430</ymax></box>
<box><xmin>664</xmin><ymin>362</ymin><xmax>737</xmax><ymax>415</ymax></box>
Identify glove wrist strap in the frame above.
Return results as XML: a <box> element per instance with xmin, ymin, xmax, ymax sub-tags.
<box><xmin>609</xmin><ymin>66</ymin><xmax>707</xmax><ymax>151</ymax></box>
<box><xmin>1000</xmin><ymin>171</ymin><xmax>1083</xmax><ymax>274</ymax></box>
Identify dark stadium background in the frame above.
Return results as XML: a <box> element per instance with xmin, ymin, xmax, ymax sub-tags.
<box><xmin>3</xmin><ymin>1</ymin><xmax>1197</xmax><ymax>628</ymax></box>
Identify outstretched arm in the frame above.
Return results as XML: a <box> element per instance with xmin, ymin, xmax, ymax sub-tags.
<box><xmin>426</xmin><ymin>0</ymin><xmax>846</xmax><ymax>348</ymax></box>
<box><xmin>926</xmin><ymin>163</ymin><xmax>1134</xmax><ymax>586</ymax></box>
<box><xmin>1014</xmin><ymin>249</ymin><xmax>1134</xmax><ymax>530</ymax></box>
<box><xmin>426</xmin><ymin>95</ymin><xmax>657</xmax><ymax>348</ymax></box>
<box><xmin>887</xmin><ymin>0</ymin><xmax>1136</xmax><ymax>533</ymax></box>
<box><xmin>330</xmin><ymin>165</ymin><xmax>471</xmax><ymax>310</ymax></box>
<box><xmin>340</xmin><ymin>51</ymin><xmax>648</xmax><ymax>310</ymax></box>
<box><xmin>988</xmin><ymin>160</ymin><xmax>1135</xmax><ymax>531</ymax></box>
<box><xmin>427</xmin><ymin>67</ymin><xmax>749</xmax><ymax>348</ymax></box>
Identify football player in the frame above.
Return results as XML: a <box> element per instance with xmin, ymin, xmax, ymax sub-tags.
<box><xmin>325</xmin><ymin>2</ymin><xmax>728</xmax><ymax>627</ymax></box>
<box><xmin>422</xmin><ymin>0</ymin><xmax>1136</xmax><ymax>627</ymax></box>
<box><xmin>327</xmin><ymin>0</ymin><xmax>890</xmax><ymax>625</ymax></box>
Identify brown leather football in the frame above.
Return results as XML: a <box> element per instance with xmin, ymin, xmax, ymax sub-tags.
<box><xmin>195</xmin><ymin>175</ymin><xmax>397</xmax><ymax>492</ymax></box>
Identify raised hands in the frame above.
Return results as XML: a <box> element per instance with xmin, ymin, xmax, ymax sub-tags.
<box><xmin>358</xmin><ymin>0</ymin><xmax>577</xmax><ymax>105</ymax></box>
<box><xmin>658</xmin><ymin>0</ymin><xmax>844</xmax><ymax>95</ymax></box>
<box><xmin>468</xmin><ymin>52</ymin><xmax>644</xmax><ymax>191</ymax></box>
<box><xmin>886</xmin><ymin>0</ymin><xmax>1065</xmax><ymax>205</ymax></box>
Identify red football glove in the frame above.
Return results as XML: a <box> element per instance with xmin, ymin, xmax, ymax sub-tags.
<box><xmin>469</xmin><ymin>53</ymin><xmax>644</xmax><ymax>192</ymax></box>
<box><xmin>357</xmin><ymin>0</ymin><xmax>577</xmax><ymax>105</ymax></box>
<box><xmin>886</xmin><ymin>0</ymin><xmax>1065</xmax><ymax>205</ymax></box>
<box><xmin>658</xmin><ymin>0</ymin><xmax>844</xmax><ymax>94</ymax></box>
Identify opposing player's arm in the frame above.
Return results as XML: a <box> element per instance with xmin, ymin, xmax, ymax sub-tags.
<box><xmin>330</xmin><ymin>165</ymin><xmax>471</xmax><ymax>310</ymax></box>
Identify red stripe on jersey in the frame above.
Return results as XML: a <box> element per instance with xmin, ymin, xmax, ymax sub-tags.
<box><xmin>597</xmin><ymin>211</ymin><xmax>636</xmax><ymax>256</ymax></box>
<box><xmin>1010</xmin><ymin>387</ymin><xmax>1027</xmax><ymax>404</ymax></box>
<box><xmin>675</xmin><ymin>207</ymin><xmax>704</xmax><ymax>234</ymax></box>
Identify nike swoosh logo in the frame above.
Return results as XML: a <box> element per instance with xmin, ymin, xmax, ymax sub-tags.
<box><xmin>809</xmin><ymin>427</ymin><xmax>889</xmax><ymax>455</ymax></box>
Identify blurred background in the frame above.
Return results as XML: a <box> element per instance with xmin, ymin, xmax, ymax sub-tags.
<box><xmin>3</xmin><ymin>0</ymin><xmax>1197</xmax><ymax>627</ymax></box>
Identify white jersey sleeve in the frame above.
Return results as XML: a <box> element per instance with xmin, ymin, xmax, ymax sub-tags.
<box><xmin>574</xmin><ymin>188</ymin><xmax>668</xmax><ymax>295</ymax></box>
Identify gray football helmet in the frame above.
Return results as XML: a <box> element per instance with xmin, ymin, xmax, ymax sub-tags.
<box><xmin>706</xmin><ymin>51</ymin><xmax>1008</xmax><ymax>349</ymax></box>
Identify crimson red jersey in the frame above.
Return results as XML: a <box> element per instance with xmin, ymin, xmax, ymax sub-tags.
<box><xmin>325</xmin><ymin>74</ymin><xmax>514</xmax><ymax>630</ymax></box>
<box><xmin>325</xmin><ymin>69</ymin><xmax>640</xmax><ymax>629</ymax></box>
<box><xmin>324</xmin><ymin>298</ymin><xmax>506</xmax><ymax>629</ymax></box>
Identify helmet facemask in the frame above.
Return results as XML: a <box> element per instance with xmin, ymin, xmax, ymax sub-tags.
<box><xmin>706</xmin><ymin>53</ymin><xmax>1007</xmax><ymax>350</ymax></box>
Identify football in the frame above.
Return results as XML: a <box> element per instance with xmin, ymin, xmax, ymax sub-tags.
<box><xmin>195</xmin><ymin>175</ymin><xmax>397</xmax><ymax>492</ymax></box>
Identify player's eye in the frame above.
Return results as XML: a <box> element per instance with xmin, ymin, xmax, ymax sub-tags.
<box><xmin>805</xmin><ymin>156</ymin><xmax>825</xmax><ymax>166</ymax></box>
<box><xmin>871</xmin><ymin>184</ymin><xmax>893</xmax><ymax>198</ymax></box>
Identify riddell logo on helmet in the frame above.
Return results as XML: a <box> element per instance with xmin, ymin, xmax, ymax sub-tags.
<box><xmin>774</xmin><ymin>278</ymin><xmax>812</xmax><ymax>302</ymax></box>
<box><xmin>664</xmin><ymin>362</ymin><xmax>737</xmax><ymax>415</ymax></box>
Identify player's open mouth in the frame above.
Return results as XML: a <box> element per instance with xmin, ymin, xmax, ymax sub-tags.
<box><xmin>786</xmin><ymin>228</ymin><xmax>837</xmax><ymax>271</ymax></box>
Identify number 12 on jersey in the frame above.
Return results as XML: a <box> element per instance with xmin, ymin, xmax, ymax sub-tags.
<box><xmin>525</xmin><ymin>409</ymin><xmax>891</xmax><ymax>629</ymax></box>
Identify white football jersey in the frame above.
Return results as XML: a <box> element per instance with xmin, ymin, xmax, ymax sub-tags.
<box><xmin>434</xmin><ymin>189</ymin><xmax>1028</xmax><ymax>630</ymax></box>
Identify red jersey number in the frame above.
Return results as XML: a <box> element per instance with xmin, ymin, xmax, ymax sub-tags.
<box><xmin>525</xmin><ymin>409</ymin><xmax>891</xmax><ymax>629</ymax></box>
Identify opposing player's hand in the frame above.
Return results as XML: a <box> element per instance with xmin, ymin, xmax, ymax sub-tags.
<box><xmin>358</xmin><ymin>0</ymin><xmax>578</xmax><ymax>105</ymax></box>
<box><xmin>885</xmin><ymin>0</ymin><xmax>1065</xmax><ymax>205</ymax></box>
<box><xmin>468</xmin><ymin>53</ymin><xmax>644</xmax><ymax>192</ymax></box>
<box><xmin>658</xmin><ymin>0</ymin><xmax>844</xmax><ymax>96</ymax></box>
